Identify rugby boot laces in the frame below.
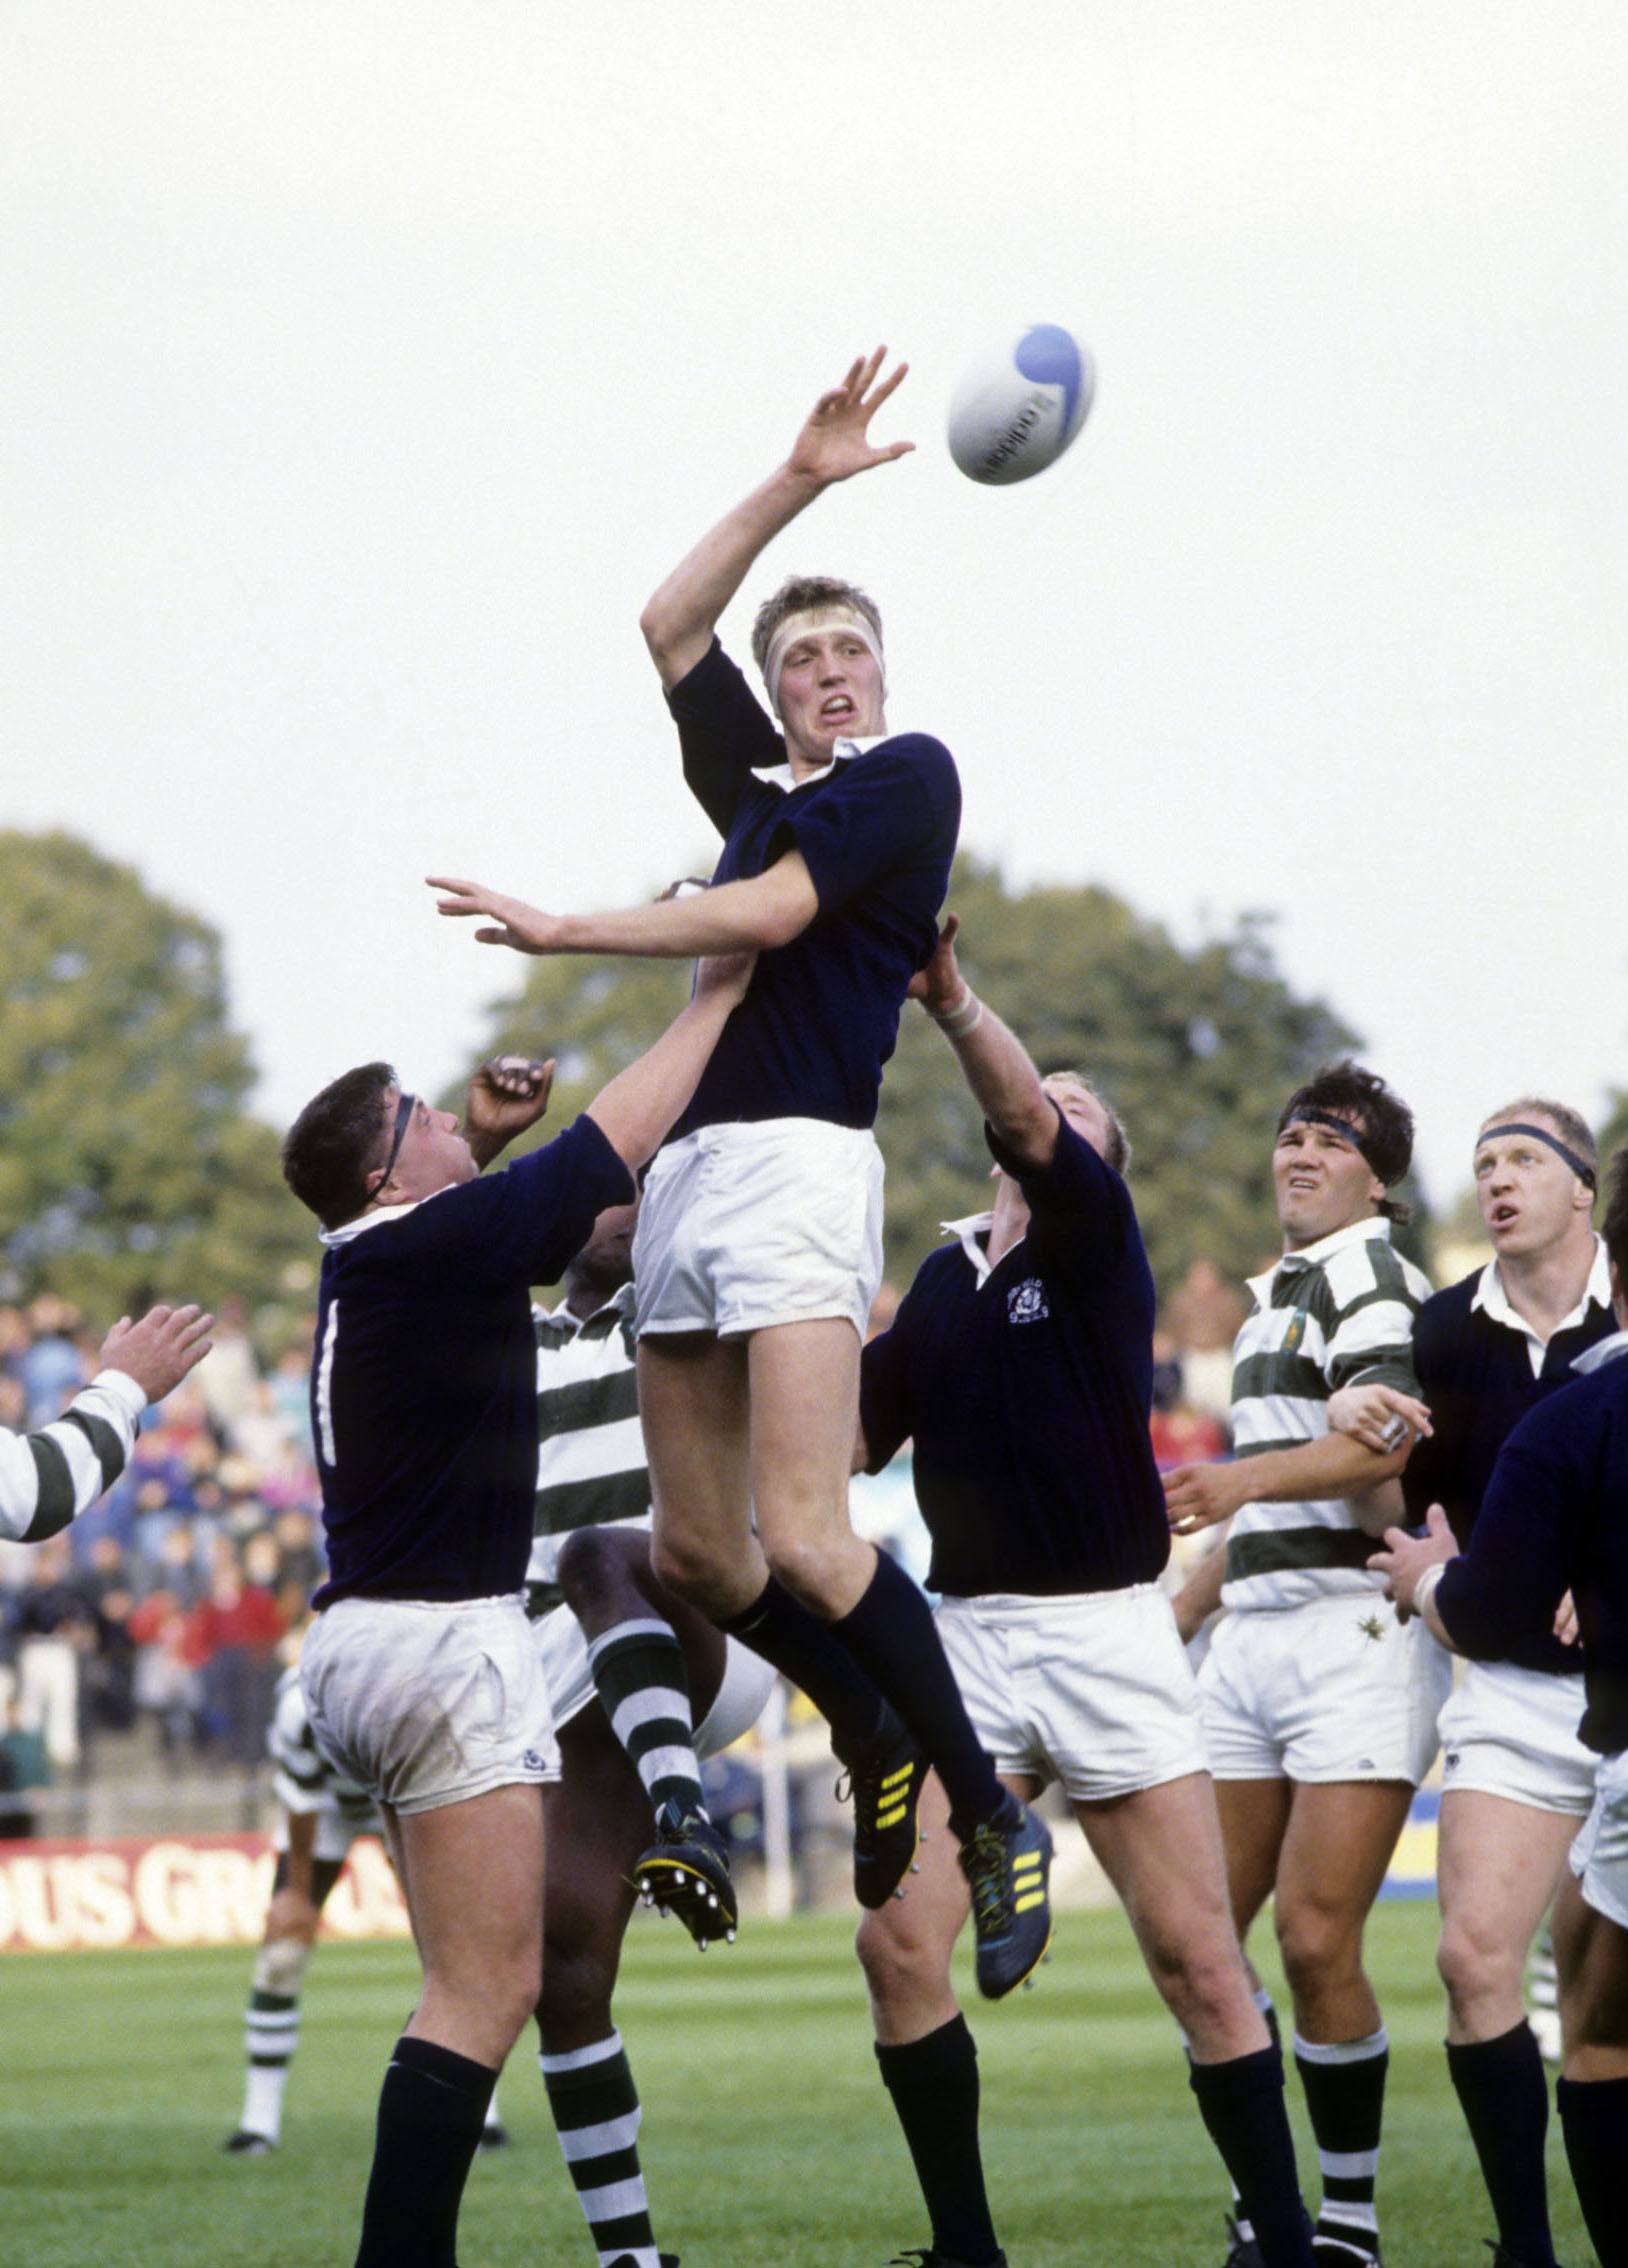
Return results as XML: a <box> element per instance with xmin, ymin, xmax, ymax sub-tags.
<box><xmin>959</xmin><ymin>1799</ymin><xmax>1053</xmax><ymax>2000</ymax></box>
<box><xmin>633</xmin><ymin>1799</ymin><xmax>738</xmax><ymax>1950</ymax></box>
<box><xmin>835</xmin><ymin>1705</ymin><xmax>928</xmax><ymax>1909</ymax></box>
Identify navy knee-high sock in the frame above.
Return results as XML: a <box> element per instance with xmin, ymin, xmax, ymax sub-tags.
<box><xmin>832</xmin><ymin>1550</ymin><xmax>1006</xmax><ymax>1835</ymax></box>
<box><xmin>355</xmin><ymin>2035</ymin><xmax>496</xmax><ymax>2268</ymax></box>
<box><xmin>1557</xmin><ymin>2073</ymin><xmax>1628</xmax><ymax>2268</ymax></box>
<box><xmin>718</xmin><ymin>1574</ymin><xmax>887</xmax><ymax>1751</ymax></box>
<box><xmin>1446</xmin><ymin>2024</ymin><xmax>1556</xmax><ymax>2265</ymax></box>
<box><xmin>1190</xmin><ymin>2046</ymin><xmax>1315</xmax><ymax>2268</ymax></box>
<box><xmin>876</xmin><ymin>2016</ymin><xmax>1001</xmax><ymax>2266</ymax></box>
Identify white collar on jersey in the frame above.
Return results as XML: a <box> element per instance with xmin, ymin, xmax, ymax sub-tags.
<box><xmin>748</xmin><ymin>728</ymin><xmax>909</xmax><ymax>795</ymax></box>
<box><xmin>939</xmin><ymin>1209</ymin><xmax>1001</xmax><ymax>1287</ymax></box>
<box><xmin>1572</xmin><ymin>1327</ymin><xmax>1628</xmax><ymax>1376</ymax></box>
<box><xmin>1246</xmin><ymin>1213</ymin><xmax>1393</xmax><ymax>1306</ymax></box>
<box><xmin>317</xmin><ymin>1185</ymin><xmax>452</xmax><ymax>1247</ymax></box>
<box><xmin>1470</xmin><ymin>1233</ymin><xmax>1610</xmax><ymax>1338</ymax></box>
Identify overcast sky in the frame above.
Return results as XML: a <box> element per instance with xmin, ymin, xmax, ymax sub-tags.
<box><xmin>5</xmin><ymin>2</ymin><xmax>1625</xmax><ymax>1207</ymax></box>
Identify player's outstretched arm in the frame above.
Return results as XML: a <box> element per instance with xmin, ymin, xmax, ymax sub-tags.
<box><xmin>1164</xmin><ymin>1426</ymin><xmax>1412</xmax><ymax>1536</ymax></box>
<box><xmin>584</xmin><ymin>950</ymin><xmax>755</xmax><ymax>1172</ymax></box>
<box><xmin>429</xmin><ymin>851</ymin><xmax>818</xmax><ymax>959</ymax></box>
<box><xmin>640</xmin><ymin>349</ymin><xmax>914</xmax><ymax>689</ymax></box>
<box><xmin>909</xmin><ymin>914</ymin><xmax>1058</xmax><ymax>1170</ymax></box>
<box><xmin>1</xmin><ymin>1302</ymin><xmax>214</xmax><ymax>1544</ymax></box>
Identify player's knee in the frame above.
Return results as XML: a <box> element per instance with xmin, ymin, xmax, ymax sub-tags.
<box><xmin>537</xmin><ymin>1937</ymin><xmax>614</xmax><ymax>2042</ymax></box>
<box><xmin>556</xmin><ymin>1525</ymin><xmax>646</xmax><ymax>1618</ymax></box>
<box><xmin>648</xmin><ymin>1526</ymin><xmax>725</xmax><ymax>1608</ymax></box>
<box><xmin>1436</xmin><ymin>1913</ymin><xmax>1517</xmax><ymax>2010</ymax></box>
<box><xmin>762</xmin><ymin>1532</ymin><xmax>846</xmax><ymax>1617</ymax></box>
<box><xmin>855</xmin><ymin>1905</ymin><xmax>946</xmax><ymax>2014</ymax></box>
<box><xmin>1274</xmin><ymin>1899</ymin><xmax>1360</xmax><ymax>1994</ymax></box>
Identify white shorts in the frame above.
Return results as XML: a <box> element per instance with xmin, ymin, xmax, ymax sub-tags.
<box><xmin>300</xmin><ymin>1593</ymin><xmax>560</xmax><ymax>1817</ymax></box>
<box><xmin>1197</xmin><ymin>1592</ymin><xmax>1450</xmax><ymax>1786</ymax></box>
<box><xmin>533</xmin><ymin>1608</ymin><xmax>776</xmax><ymax>1757</ymax></box>
<box><xmin>634</xmin><ymin>1118</ymin><xmax>884</xmax><ymax>1340</ymax></box>
<box><xmin>1570</xmin><ymin>1747</ymin><xmax>1628</xmax><ymax>1929</ymax></box>
<box><xmin>274</xmin><ymin>1802</ymin><xmax>381</xmax><ymax>1866</ymax></box>
<box><xmin>937</xmin><ymin>1585</ymin><xmax>1207</xmax><ymax>1804</ymax></box>
<box><xmin>1438</xmin><ymin>1660</ymin><xmax>1596</xmax><ymax>1818</ymax></box>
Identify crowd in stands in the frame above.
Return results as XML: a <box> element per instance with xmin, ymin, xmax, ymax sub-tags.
<box><xmin>0</xmin><ymin>1293</ymin><xmax>323</xmax><ymax>1808</ymax></box>
<box><xmin>0</xmin><ymin>1262</ymin><xmax>1239</xmax><ymax>1825</ymax></box>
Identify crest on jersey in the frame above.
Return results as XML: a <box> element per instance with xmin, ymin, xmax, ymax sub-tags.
<box><xmin>1008</xmin><ymin>1277</ymin><xmax>1050</xmax><ymax>1326</ymax></box>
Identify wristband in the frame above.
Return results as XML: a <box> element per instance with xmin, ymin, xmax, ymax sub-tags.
<box><xmin>1410</xmin><ymin>1560</ymin><xmax>1448</xmax><ymax>1623</ymax></box>
<box><xmin>933</xmin><ymin>990</ymin><xmax>984</xmax><ymax>1039</ymax></box>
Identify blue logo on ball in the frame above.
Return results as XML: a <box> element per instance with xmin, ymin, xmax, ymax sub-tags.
<box><xmin>1014</xmin><ymin>324</ymin><xmax>1084</xmax><ymax>437</ymax></box>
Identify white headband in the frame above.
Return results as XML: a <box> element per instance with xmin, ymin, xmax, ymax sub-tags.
<box><xmin>762</xmin><ymin>605</ymin><xmax>885</xmax><ymax>717</ymax></box>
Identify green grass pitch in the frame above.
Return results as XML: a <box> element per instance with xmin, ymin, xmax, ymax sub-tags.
<box><xmin>1</xmin><ymin>1899</ymin><xmax>1593</xmax><ymax>2266</ymax></box>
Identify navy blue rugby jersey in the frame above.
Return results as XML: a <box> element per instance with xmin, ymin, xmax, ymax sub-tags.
<box><xmin>1436</xmin><ymin>1337</ymin><xmax>1628</xmax><ymax>1755</ymax></box>
<box><xmin>310</xmin><ymin>1115</ymin><xmax>634</xmax><ymax>1608</ymax></box>
<box><xmin>860</xmin><ymin>1112</ymin><xmax>1169</xmax><ymax>1598</ymax></box>
<box><xmin>1403</xmin><ymin>1252</ymin><xmax>1613</xmax><ymax>1675</ymax></box>
<box><xmin>665</xmin><ymin>640</ymin><xmax>959</xmax><ymax>1138</ymax></box>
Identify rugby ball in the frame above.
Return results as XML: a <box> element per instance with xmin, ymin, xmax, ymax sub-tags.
<box><xmin>947</xmin><ymin>324</ymin><xmax>1096</xmax><ymax>486</ymax></box>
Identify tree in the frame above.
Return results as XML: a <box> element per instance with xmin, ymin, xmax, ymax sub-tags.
<box><xmin>460</xmin><ymin>852</ymin><xmax>1382</xmax><ymax>1299</ymax></box>
<box><xmin>0</xmin><ymin>830</ymin><xmax>312</xmax><ymax>1318</ymax></box>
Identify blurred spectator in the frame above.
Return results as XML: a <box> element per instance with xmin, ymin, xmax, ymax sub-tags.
<box><xmin>1162</xmin><ymin>1258</ymin><xmax>1247</xmax><ymax>1428</ymax></box>
<box><xmin>19</xmin><ymin>1294</ymin><xmax>83</xmax><ymax>1425</ymax></box>
<box><xmin>10</xmin><ymin>1536</ymin><xmax>97</xmax><ymax>1772</ymax></box>
<box><xmin>191</xmin><ymin>1537</ymin><xmax>285</xmax><ymax>1768</ymax></box>
<box><xmin>0</xmin><ymin>1692</ymin><xmax>50</xmax><ymax>1839</ymax></box>
<box><xmin>193</xmin><ymin>1294</ymin><xmax>260</xmax><ymax>1447</ymax></box>
<box><xmin>80</xmin><ymin>1534</ymin><xmax>139</xmax><ymax>1735</ymax></box>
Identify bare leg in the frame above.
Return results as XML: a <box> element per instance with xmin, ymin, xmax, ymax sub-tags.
<box><xmin>1437</xmin><ymin>1790</ymin><xmax>1579</xmax><ymax>2266</ymax></box>
<box><xmin>1077</xmin><ymin>1772</ymin><xmax>1267</xmax><ymax>2062</ymax></box>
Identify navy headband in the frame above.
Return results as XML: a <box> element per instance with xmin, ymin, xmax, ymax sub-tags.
<box><xmin>1477</xmin><ymin>1122</ymin><xmax>1597</xmax><ymax>1192</ymax></box>
<box><xmin>1281</xmin><ymin>1108</ymin><xmax>1387</xmax><ymax>1176</ymax></box>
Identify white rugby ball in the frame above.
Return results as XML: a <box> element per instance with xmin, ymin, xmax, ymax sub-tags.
<box><xmin>947</xmin><ymin>324</ymin><xmax>1096</xmax><ymax>486</ymax></box>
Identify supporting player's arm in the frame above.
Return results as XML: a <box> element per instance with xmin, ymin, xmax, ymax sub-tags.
<box><xmin>430</xmin><ymin>853</ymin><xmax>818</xmax><ymax>958</ymax></box>
<box><xmin>1164</xmin><ymin>1427</ymin><xmax>1412</xmax><ymax>1537</ymax></box>
<box><xmin>583</xmin><ymin>950</ymin><xmax>756</xmax><ymax>1172</ymax></box>
<box><xmin>907</xmin><ymin>914</ymin><xmax>1058</xmax><ymax>1170</ymax></box>
<box><xmin>639</xmin><ymin>349</ymin><xmax>914</xmax><ymax>689</ymax></box>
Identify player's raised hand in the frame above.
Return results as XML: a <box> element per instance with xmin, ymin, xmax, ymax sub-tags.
<box><xmin>908</xmin><ymin>913</ymin><xmax>965</xmax><ymax>1017</ymax></box>
<box><xmin>788</xmin><ymin>348</ymin><xmax>915</xmax><ymax>489</ymax></box>
<box><xmin>466</xmin><ymin>1054</ymin><xmax>556</xmax><ymax>1158</ymax></box>
<box><xmin>428</xmin><ymin>877</ymin><xmax>565</xmax><ymax>954</ymax></box>
<box><xmin>100</xmin><ymin>1304</ymin><xmax>215</xmax><ymax>1404</ymax></box>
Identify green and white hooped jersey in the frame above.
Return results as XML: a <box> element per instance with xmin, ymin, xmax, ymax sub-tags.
<box><xmin>1223</xmin><ymin>1217</ymin><xmax>1430</xmax><ymax>1614</ymax></box>
<box><xmin>526</xmin><ymin>1283</ymin><xmax>651</xmax><ymax>1613</ymax></box>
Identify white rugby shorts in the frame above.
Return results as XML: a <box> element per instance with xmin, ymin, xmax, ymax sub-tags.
<box><xmin>273</xmin><ymin>1804</ymin><xmax>379</xmax><ymax>1866</ymax></box>
<box><xmin>1437</xmin><ymin>1659</ymin><xmax>1596</xmax><ymax>1818</ymax></box>
<box><xmin>634</xmin><ymin>1118</ymin><xmax>884</xmax><ymax>1340</ymax></box>
<box><xmin>300</xmin><ymin>1593</ymin><xmax>560</xmax><ymax>1817</ymax></box>
<box><xmin>534</xmin><ymin>1607</ymin><xmax>776</xmax><ymax>1758</ymax></box>
<box><xmin>1197</xmin><ymin>1591</ymin><xmax>1450</xmax><ymax>1785</ymax></box>
<box><xmin>936</xmin><ymin>1584</ymin><xmax>1207</xmax><ymax>1803</ymax></box>
<box><xmin>1570</xmin><ymin>1746</ymin><xmax>1628</xmax><ymax>1929</ymax></box>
